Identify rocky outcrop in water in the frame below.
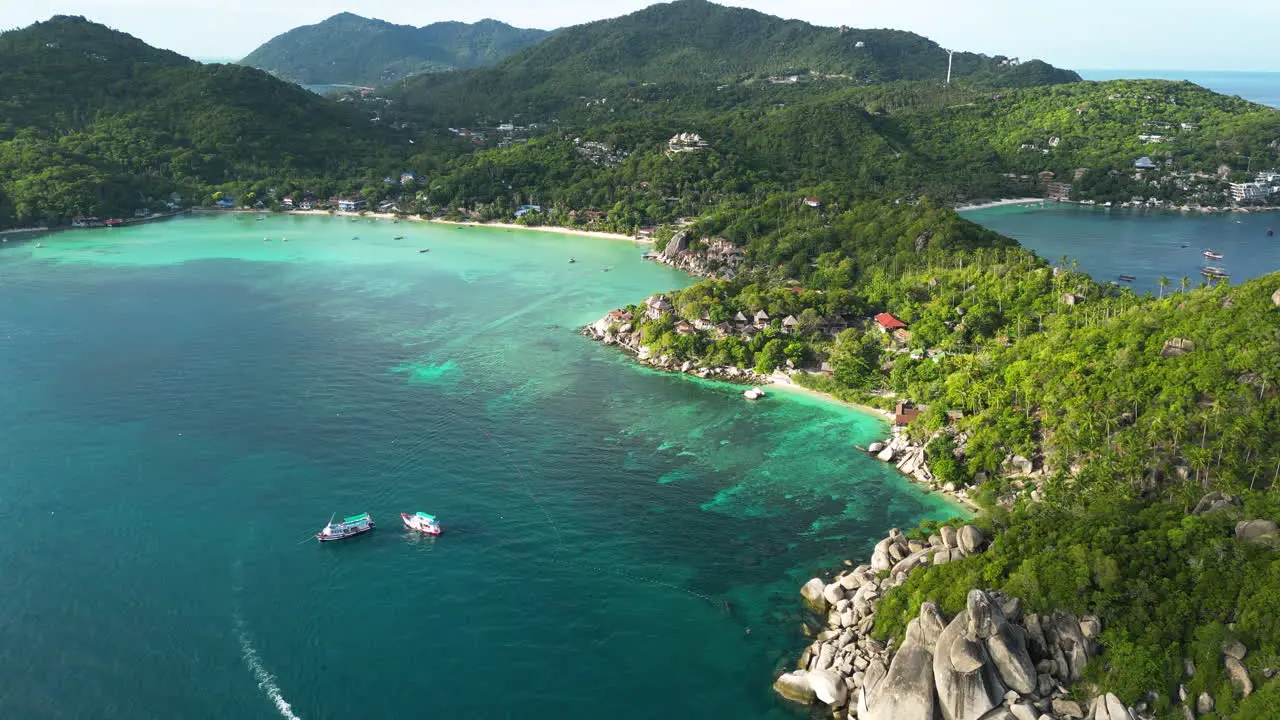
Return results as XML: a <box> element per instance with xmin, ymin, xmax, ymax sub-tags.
<box><xmin>772</xmin><ymin>526</ymin><xmax>1142</xmax><ymax>720</ymax></box>
<box><xmin>582</xmin><ymin>310</ymin><xmax>770</xmax><ymax>384</ymax></box>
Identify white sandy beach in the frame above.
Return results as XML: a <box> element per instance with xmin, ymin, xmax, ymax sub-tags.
<box><xmin>953</xmin><ymin>197</ymin><xmax>1047</xmax><ymax>212</ymax></box>
<box><xmin>427</xmin><ymin>218</ymin><xmax>650</xmax><ymax>243</ymax></box>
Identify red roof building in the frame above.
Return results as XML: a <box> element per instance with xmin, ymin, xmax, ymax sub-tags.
<box><xmin>874</xmin><ymin>313</ymin><xmax>907</xmax><ymax>331</ymax></box>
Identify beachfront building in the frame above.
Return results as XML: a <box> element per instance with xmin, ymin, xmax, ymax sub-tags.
<box><xmin>337</xmin><ymin>198</ymin><xmax>366</xmax><ymax>212</ymax></box>
<box><xmin>1229</xmin><ymin>181</ymin><xmax>1275</xmax><ymax>203</ymax></box>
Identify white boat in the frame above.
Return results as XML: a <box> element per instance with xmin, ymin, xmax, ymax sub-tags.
<box><xmin>316</xmin><ymin>512</ymin><xmax>374</xmax><ymax>542</ymax></box>
<box><xmin>401</xmin><ymin>511</ymin><xmax>442</xmax><ymax>535</ymax></box>
<box><xmin>744</xmin><ymin>387</ymin><xmax>765</xmax><ymax>400</ymax></box>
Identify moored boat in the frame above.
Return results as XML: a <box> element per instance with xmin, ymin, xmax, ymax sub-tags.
<box><xmin>316</xmin><ymin>512</ymin><xmax>375</xmax><ymax>542</ymax></box>
<box><xmin>1268</xmin><ymin>228</ymin><xmax>1274</xmax><ymax>237</ymax></box>
<box><xmin>418</xmin><ymin>248</ymin><xmax>430</xmax><ymax>253</ymax></box>
<box><xmin>1203</xmin><ymin>250</ymin><xmax>1223</xmax><ymax>260</ymax></box>
<box><xmin>1201</xmin><ymin>266</ymin><xmax>1230</xmax><ymax>279</ymax></box>
<box><xmin>401</xmin><ymin>511</ymin><xmax>442</xmax><ymax>535</ymax></box>
<box><xmin>1117</xmin><ymin>274</ymin><xmax>1136</xmax><ymax>282</ymax></box>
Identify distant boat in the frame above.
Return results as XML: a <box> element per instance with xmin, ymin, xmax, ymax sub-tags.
<box><xmin>568</xmin><ymin>258</ymin><xmax>576</xmax><ymax>263</ymax></box>
<box><xmin>352</xmin><ymin>236</ymin><xmax>360</xmax><ymax>240</ymax></box>
<box><xmin>34</xmin><ymin>242</ymin><xmax>43</xmax><ymax>248</ymax></box>
<box><xmin>394</xmin><ymin>235</ymin><xmax>405</xmax><ymax>240</ymax></box>
<box><xmin>1203</xmin><ymin>250</ymin><xmax>1223</xmax><ymax>260</ymax></box>
<box><xmin>1118</xmin><ymin>274</ymin><xmax>1136</xmax><ymax>282</ymax></box>
<box><xmin>1179</xmin><ymin>243</ymin><xmax>1189</xmax><ymax>248</ymax></box>
<box><xmin>316</xmin><ymin>512</ymin><xmax>375</xmax><ymax>542</ymax></box>
<box><xmin>418</xmin><ymin>248</ymin><xmax>430</xmax><ymax>253</ymax></box>
<box><xmin>1201</xmin><ymin>266</ymin><xmax>1230</xmax><ymax>279</ymax></box>
<box><xmin>401</xmin><ymin>511</ymin><xmax>442</xmax><ymax>536</ymax></box>
<box><xmin>744</xmin><ymin>387</ymin><xmax>766</xmax><ymax>400</ymax></box>
<box><xmin>1268</xmin><ymin>228</ymin><xmax>1274</xmax><ymax>237</ymax></box>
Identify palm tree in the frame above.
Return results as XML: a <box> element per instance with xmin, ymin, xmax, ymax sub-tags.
<box><xmin>1180</xmin><ymin>275</ymin><xmax>1190</xmax><ymax>294</ymax></box>
<box><xmin>1157</xmin><ymin>276</ymin><xmax>1170</xmax><ymax>299</ymax></box>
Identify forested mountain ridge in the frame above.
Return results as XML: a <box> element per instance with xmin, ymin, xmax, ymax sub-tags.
<box><xmin>393</xmin><ymin>0</ymin><xmax>1081</xmax><ymax>125</ymax></box>
<box><xmin>0</xmin><ymin>16</ymin><xmax>434</xmax><ymax>227</ymax></box>
<box><xmin>411</xmin><ymin>78</ymin><xmax>1280</xmax><ymax>228</ymax></box>
<box><xmin>240</xmin><ymin>13</ymin><xmax>552</xmax><ymax>87</ymax></box>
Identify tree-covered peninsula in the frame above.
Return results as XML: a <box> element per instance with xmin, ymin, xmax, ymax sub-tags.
<box><xmin>585</xmin><ymin>193</ymin><xmax>1280</xmax><ymax>719</ymax></box>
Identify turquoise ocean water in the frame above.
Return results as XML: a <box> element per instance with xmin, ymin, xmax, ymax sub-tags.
<box><xmin>963</xmin><ymin>203</ymin><xmax>1280</xmax><ymax>295</ymax></box>
<box><xmin>1078</xmin><ymin>69</ymin><xmax>1280</xmax><ymax>108</ymax></box>
<box><xmin>0</xmin><ymin>215</ymin><xmax>958</xmax><ymax>719</ymax></box>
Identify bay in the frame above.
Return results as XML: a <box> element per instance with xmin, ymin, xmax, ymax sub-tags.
<box><xmin>0</xmin><ymin>214</ymin><xmax>959</xmax><ymax>719</ymax></box>
<box><xmin>963</xmin><ymin>203</ymin><xmax>1280</xmax><ymax>295</ymax></box>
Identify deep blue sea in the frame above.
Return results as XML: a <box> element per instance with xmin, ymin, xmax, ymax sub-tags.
<box><xmin>1078</xmin><ymin>69</ymin><xmax>1280</xmax><ymax>108</ymax></box>
<box><xmin>0</xmin><ymin>215</ymin><xmax>959</xmax><ymax>719</ymax></box>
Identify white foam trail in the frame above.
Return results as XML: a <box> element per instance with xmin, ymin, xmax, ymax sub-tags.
<box><xmin>235</xmin><ymin>618</ymin><xmax>303</xmax><ymax>720</ymax></box>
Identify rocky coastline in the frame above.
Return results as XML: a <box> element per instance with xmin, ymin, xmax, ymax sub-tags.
<box><xmin>581</xmin><ymin>310</ymin><xmax>989</xmax><ymax>510</ymax></box>
<box><xmin>777</xmin><ymin>523</ymin><xmax>1113</xmax><ymax>720</ymax></box>
<box><xmin>776</xmin><ymin>496</ymin><xmax>1274</xmax><ymax>720</ymax></box>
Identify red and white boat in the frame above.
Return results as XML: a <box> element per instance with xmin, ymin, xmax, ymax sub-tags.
<box><xmin>1203</xmin><ymin>250</ymin><xmax>1224</xmax><ymax>260</ymax></box>
<box><xmin>402</xmin><ymin>511</ymin><xmax>442</xmax><ymax>535</ymax></box>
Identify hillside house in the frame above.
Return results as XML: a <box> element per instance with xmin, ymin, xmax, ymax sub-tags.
<box><xmin>874</xmin><ymin>313</ymin><xmax>907</xmax><ymax>332</ymax></box>
<box><xmin>753</xmin><ymin>310</ymin><xmax>771</xmax><ymax>329</ymax></box>
<box><xmin>803</xmin><ymin>197</ymin><xmax>822</xmax><ymax>208</ymax></box>
<box><xmin>667</xmin><ymin>132</ymin><xmax>709</xmax><ymax>153</ymax></box>
<box><xmin>824</xmin><ymin>316</ymin><xmax>849</xmax><ymax>336</ymax></box>
<box><xmin>644</xmin><ymin>295</ymin><xmax>673</xmax><ymax>320</ymax></box>
<box><xmin>337</xmin><ymin>198</ymin><xmax>366</xmax><ymax>212</ymax></box>
<box><xmin>893</xmin><ymin>402</ymin><xmax>923</xmax><ymax>427</ymax></box>
<box><xmin>732</xmin><ymin>311</ymin><xmax>750</xmax><ymax>328</ymax></box>
<box><xmin>714</xmin><ymin>321</ymin><xmax>733</xmax><ymax>337</ymax></box>
<box><xmin>781</xmin><ymin>315</ymin><xmax>799</xmax><ymax>333</ymax></box>
<box><xmin>607</xmin><ymin>309</ymin><xmax>633</xmax><ymax>322</ymax></box>
<box><xmin>1134</xmin><ymin>156</ymin><xmax>1157</xmax><ymax>170</ymax></box>
<box><xmin>674</xmin><ymin>320</ymin><xmax>695</xmax><ymax>336</ymax></box>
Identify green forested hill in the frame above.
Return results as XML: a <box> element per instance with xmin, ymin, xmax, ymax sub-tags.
<box><xmin>414</xmin><ymin>78</ymin><xmax>1280</xmax><ymax>226</ymax></box>
<box><xmin>0</xmin><ymin>16</ymin><xmax>440</xmax><ymax>227</ymax></box>
<box><xmin>240</xmin><ymin>13</ymin><xmax>552</xmax><ymax>87</ymax></box>
<box><xmin>393</xmin><ymin>0</ymin><xmax>1080</xmax><ymax>124</ymax></box>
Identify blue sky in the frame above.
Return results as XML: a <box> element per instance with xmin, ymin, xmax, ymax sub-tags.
<box><xmin>8</xmin><ymin>0</ymin><xmax>1280</xmax><ymax>71</ymax></box>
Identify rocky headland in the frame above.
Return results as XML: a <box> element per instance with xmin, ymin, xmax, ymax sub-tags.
<box><xmin>776</xmin><ymin>495</ymin><xmax>1276</xmax><ymax>720</ymax></box>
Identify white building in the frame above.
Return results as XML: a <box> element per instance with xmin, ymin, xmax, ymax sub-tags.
<box><xmin>1229</xmin><ymin>181</ymin><xmax>1276</xmax><ymax>203</ymax></box>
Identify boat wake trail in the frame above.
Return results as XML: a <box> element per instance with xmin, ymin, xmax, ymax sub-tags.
<box><xmin>234</xmin><ymin>615</ymin><xmax>304</xmax><ymax>720</ymax></box>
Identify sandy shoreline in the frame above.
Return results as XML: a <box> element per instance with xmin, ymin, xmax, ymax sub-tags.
<box><xmin>427</xmin><ymin>218</ymin><xmax>649</xmax><ymax>243</ymax></box>
<box><xmin>212</xmin><ymin>208</ymin><xmax>651</xmax><ymax>243</ymax></box>
<box><xmin>768</xmin><ymin>374</ymin><xmax>978</xmax><ymax>512</ymax></box>
<box><xmin>766</xmin><ymin>374</ymin><xmax>894</xmax><ymax>421</ymax></box>
<box><xmin>954</xmin><ymin>198</ymin><xmax>1046</xmax><ymax>212</ymax></box>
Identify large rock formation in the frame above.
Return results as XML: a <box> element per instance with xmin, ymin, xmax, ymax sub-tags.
<box><xmin>1235</xmin><ymin>519</ymin><xmax>1279</xmax><ymax>543</ymax></box>
<box><xmin>778</xmin><ymin>528</ymin><xmax>1110</xmax><ymax>720</ymax></box>
<box><xmin>862</xmin><ymin>605</ymin><xmax>940</xmax><ymax>720</ymax></box>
